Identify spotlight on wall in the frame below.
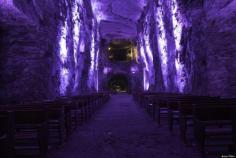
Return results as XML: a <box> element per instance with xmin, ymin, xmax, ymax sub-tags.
<box><xmin>130</xmin><ymin>66</ymin><xmax>138</xmax><ymax>74</ymax></box>
<box><xmin>103</xmin><ymin>67</ymin><xmax>112</xmax><ymax>74</ymax></box>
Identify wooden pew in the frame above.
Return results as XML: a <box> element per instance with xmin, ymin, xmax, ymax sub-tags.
<box><xmin>0</xmin><ymin>105</ymin><xmax>49</xmax><ymax>158</ymax></box>
<box><xmin>0</xmin><ymin>110</ymin><xmax>15</xmax><ymax>158</ymax></box>
<box><xmin>193</xmin><ymin>103</ymin><xmax>236</xmax><ymax>157</ymax></box>
<box><xmin>177</xmin><ymin>96</ymin><xmax>220</xmax><ymax>143</ymax></box>
<box><xmin>0</xmin><ymin>93</ymin><xmax>110</xmax><ymax>157</ymax></box>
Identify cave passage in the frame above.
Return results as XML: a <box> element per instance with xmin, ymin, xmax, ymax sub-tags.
<box><xmin>108</xmin><ymin>74</ymin><xmax>129</xmax><ymax>93</ymax></box>
<box><xmin>0</xmin><ymin>0</ymin><xmax>236</xmax><ymax>157</ymax></box>
<box><xmin>108</xmin><ymin>40</ymin><xmax>133</xmax><ymax>62</ymax></box>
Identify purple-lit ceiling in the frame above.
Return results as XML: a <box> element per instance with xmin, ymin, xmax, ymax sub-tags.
<box><xmin>91</xmin><ymin>0</ymin><xmax>148</xmax><ymax>39</ymax></box>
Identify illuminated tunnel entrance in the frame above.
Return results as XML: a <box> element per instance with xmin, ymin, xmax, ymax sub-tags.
<box><xmin>108</xmin><ymin>74</ymin><xmax>129</xmax><ymax>93</ymax></box>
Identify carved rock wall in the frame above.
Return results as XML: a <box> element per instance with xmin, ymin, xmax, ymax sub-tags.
<box><xmin>0</xmin><ymin>0</ymin><xmax>95</xmax><ymax>104</ymax></box>
<box><xmin>138</xmin><ymin>0</ymin><xmax>236</xmax><ymax>97</ymax></box>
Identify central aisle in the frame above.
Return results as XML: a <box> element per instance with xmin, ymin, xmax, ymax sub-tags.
<box><xmin>47</xmin><ymin>94</ymin><xmax>200</xmax><ymax>158</ymax></box>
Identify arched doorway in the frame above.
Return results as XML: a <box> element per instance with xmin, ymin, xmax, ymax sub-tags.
<box><xmin>108</xmin><ymin>74</ymin><xmax>129</xmax><ymax>93</ymax></box>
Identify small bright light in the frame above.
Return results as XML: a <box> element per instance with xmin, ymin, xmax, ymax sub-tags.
<box><xmin>60</xmin><ymin>67</ymin><xmax>69</xmax><ymax>95</ymax></box>
<box><xmin>103</xmin><ymin>67</ymin><xmax>112</xmax><ymax>74</ymax></box>
<box><xmin>131</xmin><ymin>66</ymin><xmax>138</xmax><ymax>74</ymax></box>
<box><xmin>59</xmin><ymin>21</ymin><xmax>68</xmax><ymax>64</ymax></box>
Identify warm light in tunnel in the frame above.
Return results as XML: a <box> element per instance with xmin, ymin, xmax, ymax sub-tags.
<box><xmin>131</xmin><ymin>46</ymin><xmax>138</xmax><ymax>62</ymax></box>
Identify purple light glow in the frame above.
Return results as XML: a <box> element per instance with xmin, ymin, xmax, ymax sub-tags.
<box><xmin>155</xmin><ymin>5</ymin><xmax>168</xmax><ymax>89</ymax></box>
<box><xmin>72</xmin><ymin>1</ymin><xmax>81</xmax><ymax>64</ymax></box>
<box><xmin>58</xmin><ymin>20</ymin><xmax>70</xmax><ymax>95</ymax></box>
<box><xmin>139</xmin><ymin>34</ymin><xmax>148</xmax><ymax>70</ymax></box>
<box><xmin>88</xmin><ymin>30</ymin><xmax>95</xmax><ymax>89</ymax></box>
<box><xmin>143</xmin><ymin>15</ymin><xmax>155</xmax><ymax>87</ymax></box>
<box><xmin>143</xmin><ymin>68</ymin><xmax>149</xmax><ymax>91</ymax></box>
<box><xmin>91</xmin><ymin>0</ymin><xmax>107</xmax><ymax>22</ymax></box>
<box><xmin>60</xmin><ymin>67</ymin><xmax>69</xmax><ymax>95</ymax></box>
<box><xmin>143</xmin><ymin>24</ymin><xmax>153</xmax><ymax>62</ymax></box>
<box><xmin>59</xmin><ymin>21</ymin><xmax>68</xmax><ymax>64</ymax></box>
<box><xmin>171</xmin><ymin>0</ymin><xmax>186</xmax><ymax>92</ymax></box>
<box><xmin>88</xmin><ymin>19</ymin><xmax>100</xmax><ymax>91</ymax></box>
<box><xmin>0</xmin><ymin>0</ymin><xmax>14</xmax><ymax>7</ymax></box>
<box><xmin>139</xmin><ymin>27</ymin><xmax>155</xmax><ymax>91</ymax></box>
<box><xmin>171</xmin><ymin>0</ymin><xmax>183</xmax><ymax>51</ymax></box>
<box><xmin>138</xmin><ymin>34</ymin><xmax>149</xmax><ymax>91</ymax></box>
<box><xmin>80</xmin><ymin>38</ymin><xmax>85</xmax><ymax>52</ymax></box>
<box><xmin>103</xmin><ymin>67</ymin><xmax>112</xmax><ymax>74</ymax></box>
<box><xmin>95</xmin><ymin>48</ymin><xmax>99</xmax><ymax>91</ymax></box>
<box><xmin>130</xmin><ymin>66</ymin><xmax>138</xmax><ymax>74</ymax></box>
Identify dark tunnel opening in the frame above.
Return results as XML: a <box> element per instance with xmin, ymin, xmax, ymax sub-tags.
<box><xmin>108</xmin><ymin>74</ymin><xmax>129</xmax><ymax>93</ymax></box>
<box><xmin>108</xmin><ymin>40</ymin><xmax>132</xmax><ymax>62</ymax></box>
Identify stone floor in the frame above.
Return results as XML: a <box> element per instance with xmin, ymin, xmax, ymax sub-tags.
<box><xmin>47</xmin><ymin>94</ymin><xmax>201</xmax><ymax>158</ymax></box>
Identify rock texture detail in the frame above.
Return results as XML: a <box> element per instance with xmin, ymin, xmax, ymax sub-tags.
<box><xmin>0</xmin><ymin>0</ymin><xmax>98</xmax><ymax>103</ymax></box>
<box><xmin>138</xmin><ymin>0</ymin><xmax>236</xmax><ymax>97</ymax></box>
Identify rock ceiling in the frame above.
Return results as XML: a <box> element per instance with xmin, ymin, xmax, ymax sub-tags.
<box><xmin>91</xmin><ymin>0</ymin><xmax>148</xmax><ymax>40</ymax></box>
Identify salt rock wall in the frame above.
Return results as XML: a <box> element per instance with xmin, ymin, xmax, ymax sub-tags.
<box><xmin>181</xmin><ymin>0</ymin><xmax>236</xmax><ymax>97</ymax></box>
<box><xmin>0</xmin><ymin>1</ymin><xmax>61</xmax><ymax>104</ymax></box>
<box><xmin>0</xmin><ymin>0</ymin><xmax>96</xmax><ymax>104</ymax></box>
<box><xmin>203</xmin><ymin>0</ymin><xmax>236</xmax><ymax>97</ymax></box>
<box><xmin>138</xmin><ymin>0</ymin><xmax>236</xmax><ymax>97</ymax></box>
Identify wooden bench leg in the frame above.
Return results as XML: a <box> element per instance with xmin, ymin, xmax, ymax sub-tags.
<box><xmin>38</xmin><ymin>123</ymin><xmax>48</xmax><ymax>158</ymax></box>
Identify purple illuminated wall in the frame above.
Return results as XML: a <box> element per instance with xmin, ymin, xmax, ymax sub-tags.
<box><xmin>87</xmin><ymin>19</ymin><xmax>100</xmax><ymax>92</ymax></box>
<box><xmin>137</xmin><ymin>0</ymin><xmax>191</xmax><ymax>93</ymax></box>
<box><xmin>138</xmin><ymin>0</ymin><xmax>236</xmax><ymax>97</ymax></box>
<box><xmin>0</xmin><ymin>0</ymin><xmax>99</xmax><ymax>103</ymax></box>
<box><xmin>138</xmin><ymin>9</ymin><xmax>155</xmax><ymax>91</ymax></box>
<box><xmin>57</xmin><ymin>0</ymin><xmax>101</xmax><ymax>95</ymax></box>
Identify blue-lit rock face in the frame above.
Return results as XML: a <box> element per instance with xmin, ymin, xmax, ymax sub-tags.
<box><xmin>58</xmin><ymin>0</ymin><xmax>100</xmax><ymax>95</ymax></box>
<box><xmin>91</xmin><ymin>0</ymin><xmax>148</xmax><ymax>40</ymax></box>
<box><xmin>0</xmin><ymin>0</ymin><xmax>97</xmax><ymax>103</ymax></box>
<box><xmin>1</xmin><ymin>0</ymin><xmax>236</xmax><ymax>100</ymax></box>
<box><xmin>186</xmin><ymin>0</ymin><xmax>236</xmax><ymax>97</ymax></box>
<box><xmin>138</xmin><ymin>0</ymin><xmax>236</xmax><ymax>97</ymax></box>
<box><xmin>0</xmin><ymin>0</ymin><xmax>62</xmax><ymax>103</ymax></box>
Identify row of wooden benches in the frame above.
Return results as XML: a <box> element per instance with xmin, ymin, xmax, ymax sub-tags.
<box><xmin>133</xmin><ymin>92</ymin><xmax>236</xmax><ymax>157</ymax></box>
<box><xmin>0</xmin><ymin>93</ymin><xmax>110</xmax><ymax>158</ymax></box>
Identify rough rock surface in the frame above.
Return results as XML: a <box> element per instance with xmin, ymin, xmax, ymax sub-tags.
<box><xmin>182</xmin><ymin>0</ymin><xmax>236</xmax><ymax>97</ymax></box>
<box><xmin>137</xmin><ymin>0</ymin><xmax>236</xmax><ymax>97</ymax></box>
<box><xmin>91</xmin><ymin>0</ymin><xmax>148</xmax><ymax>40</ymax></box>
<box><xmin>0</xmin><ymin>0</ymin><xmax>96</xmax><ymax>103</ymax></box>
<box><xmin>0</xmin><ymin>2</ymin><xmax>61</xmax><ymax>103</ymax></box>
